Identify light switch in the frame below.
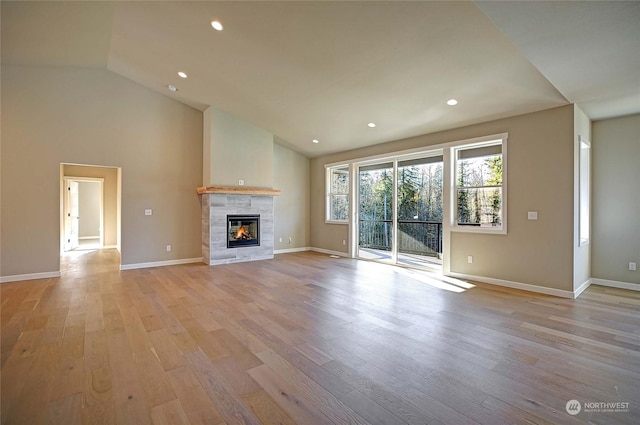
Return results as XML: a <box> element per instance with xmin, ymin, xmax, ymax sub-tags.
<box><xmin>528</xmin><ymin>211</ymin><xmax>538</xmax><ymax>220</ymax></box>
<box><xmin>145</xmin><ymin>209</ymin><xmax>153</xmax><ymax>216</ymax></box>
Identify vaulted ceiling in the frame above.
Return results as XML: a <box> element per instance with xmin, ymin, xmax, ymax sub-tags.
<box><xmin>3</xmin><ymin>1</ymin><xmax>639</xmax><ymax>157</ymax></box>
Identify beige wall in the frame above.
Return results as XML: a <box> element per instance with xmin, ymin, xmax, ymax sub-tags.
<box><xmin>311</xmin><ymin>105</ymin><xmax>576</xmax><ymax>291</ymax></box>
<box><xmin>1</xmin><ymin>65</ymin><xmax>203</xmax><ymax>275</ymax></box>
<box><xmin>592</xmin><ymin>114</ymin><xmax>640</xmax><ymax>285</ymax></box>
<box><xmin>63</xmin><ymin>164</ymin><xmax>119</xmax><ymax>246</ymax></box>
<box><xmin>273</xmin><ymin>142</ymin><xmax>310</xmax><ymax>250</ymax></box>
<box><xmin>203</xmin><ymin>106</ymin><xmax>274</xmax><ymax>187</ymax></box>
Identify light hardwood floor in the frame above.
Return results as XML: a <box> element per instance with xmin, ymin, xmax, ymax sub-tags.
<box><xmin>1</xmin><ymin>250</ymin><xmax>639</xmax><ymax>424</ymax></box>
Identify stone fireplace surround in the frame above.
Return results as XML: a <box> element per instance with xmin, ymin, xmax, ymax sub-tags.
<box><xmin>198</xmin><ymin>186</ymin><xmax>280</xmax><ymax>265</ymax></box>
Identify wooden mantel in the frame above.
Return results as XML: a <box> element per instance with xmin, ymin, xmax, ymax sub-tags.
<box><xmin>196</xmin><ymin>186</ymin><xmax>281</xmax><ymax>196</ymax></box>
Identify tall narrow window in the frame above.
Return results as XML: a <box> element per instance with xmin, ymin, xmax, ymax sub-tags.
<box><xmin>453</xmin><ymin>137</ymin><xmax>506</xmax><ymax>233</ymax></box>
<box><xmin>579</xmin><ymin>136</ymin><xmax>590</xmax><ymax>246</ymax></box>
<box><xmin>326</xmin><ymin>165</ymin><xmax>349</xmax><ymax>223</ymax></box>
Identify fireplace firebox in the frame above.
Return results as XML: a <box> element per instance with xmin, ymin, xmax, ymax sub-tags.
<box><xmin>227</xmin><ymin>215</ymin><xmax>260</xmax><ymax>248</ymax></box>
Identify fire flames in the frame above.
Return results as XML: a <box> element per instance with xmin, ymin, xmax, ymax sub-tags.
<box><xmin>233</xmin><ymin>225</ymin><xmax>251</xmax><ymax>240</ymax></box>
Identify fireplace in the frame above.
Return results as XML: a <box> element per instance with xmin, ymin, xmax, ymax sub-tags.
<box><xmin>227</xmin><ymin>215</ymin><xmax>260</xmax><ymax>248</ymax></box>
<box><xmin>199</xmin><ymin>188</ymin><xmax>278</xmax><ymax>265</ymax></box>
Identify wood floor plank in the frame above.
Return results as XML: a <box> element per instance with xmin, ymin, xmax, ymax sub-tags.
<box><xmin>82</xmin><ymin>367</ymin><xmax>116</xmax><ymax>425</ymax></box>
<box><xmin>256</xmin><ymin>349</ymin><xmax>371</xmax><ymax>425</ymax></box>
<box><xmin>247</xmin><ymin>364</ymin><xmax>334</xmax><ymax>425</ymax></box>
<box><xmin>184</xmin><ymin>350</ymin><xmax>262</xmax><ymax>425</ymax></box>
<box><xmin>107</xmin><ymin>331</ymin><xmax>152</xmax><ymax>425</ymax></box>
<box><xmin>165</xmin><ymin>365</ymin><xmax>225</xmax><ymax>424</ymax></box>
<box><xmin>48</xmin><ymin>392</ymin><xmax>82</xmax><ymax>425</ymax></box>
<box><xmin>0</xmin><ymin>329</ymin><xmax>45</xmax><ymax>421</ymax></box>
<box><xmin>49</xmin><ymin>324</ymin><xmax>85</xmax><ymax>401</ymax></box>
<box><xmin>3</xmin><ymin>250</ymin><xmax>639</xmax><ymax>424</ymax></box>
<box><xmin>241</xmin><ymin>390</ymin><xmax>297</xmax><ymax>425</ymax></box>
<box><xmin>134</xmin><ymin>349</ymin><xmax>177</xmax><ymax>408</ymax></box>
<box><xmin>148</xmin><ymin>328</ymin><xmax>186</xmax><ymax>371</ymax></box>
<box><xmin>150</xmin><ymin>399</ymin><xmax>190</xmax><ymax>425</ymax></box>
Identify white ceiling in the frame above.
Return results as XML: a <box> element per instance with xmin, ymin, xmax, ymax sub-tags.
<box><xmin>3</xmin><ymin>1</ymin><xmax>639</xmax><ymax>158</ymax></box>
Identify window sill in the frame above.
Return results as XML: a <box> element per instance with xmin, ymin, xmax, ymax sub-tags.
<box><xmin>450</xmin><ymin>225</ymin><xmax>506</xmax><ymax>235</ymax></box>
<box><xmin>325</xmin><ymin>220</ymin><xmax>349</xmax><ymax>225</ymax></box>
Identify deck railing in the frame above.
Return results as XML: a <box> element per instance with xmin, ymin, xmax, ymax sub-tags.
<box><xmin>359</xmin><ymin>219</ymin><xmax>443</xmax><ymax>257</ymax></box>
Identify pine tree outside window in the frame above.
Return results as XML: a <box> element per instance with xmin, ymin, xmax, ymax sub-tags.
<box><xmin>326</xmin><ymin>165</ymin><xmax>349</xmax><ymax>223</ymax></box>
<box><xmin>453</xmin><ymin>138</ymin><xmax>506</xmax><ymax>233</ymax></box>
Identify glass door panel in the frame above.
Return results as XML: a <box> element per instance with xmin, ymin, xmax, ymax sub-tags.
<box><xmin>358</xmin><ymin>163</ymin><xmax>394</xmax><ymax>264</ymax></box>
<box><xmin>396</xmin><ymin>157</ymin><xmax>444</xmax><ymax>270</ymax></box>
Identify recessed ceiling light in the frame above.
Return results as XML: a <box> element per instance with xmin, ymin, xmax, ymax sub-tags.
<box><xmin>177</xmin><ymin>71</ymin><xmax>188</xmax><ymax>79</ymax></box>
<box><xmin>167</xmin><ymin>85</ymin><xmax>178</xmax><ymax>92</ymax></box>
<box><xmin>447</xmin><ymin>98</ymin><xmax>458</xmax><ymax>106</ymax></box>
<box><xmin>312</xmin><ymin>139</ymin><xmax>319</xmax><ymax>144</ymax></box>
<box><xmin>368</xmin><ymin>122</ymin><xmax>376</xmax><ymax>128</ymax></box>
<box><xmin>211</xmin><ymin>20</ymin><xmax>223</xmax><ymax>31</ymax></box>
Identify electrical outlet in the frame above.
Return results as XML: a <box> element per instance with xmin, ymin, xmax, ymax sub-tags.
<box><xmin>279</xmin><ymin>237</ymin><xmax>283</xmax><ymax>243</ymax></box>
<box><xmin>342</xmin><ymin>239</ymin><xmax>346</xmax><ymax>246</ymax></box>
<box><xmin>528</xmin><ymin>211</ymin><xmax>538</xmax><ymax>220</ymax></box>
<box><xmin>166</xmin><ymin>245</ymin><xmax>172</xmax><ymax>252</ymax></box>
<box><xmin>145</xmin><ymin>209</ymin><xmax>152</xmax><ymax>216</ymax></box>
<box><xmin>630</xmin><ymin>262</ymin><xmax>637</xmax><ymax>271</ymax></box>
<box><xmin>467</xmin><ymin>255</ymin><xmax>473</xmax><ymax>264</ymax></box>
<box><xmin>238</xmin><ymin>179</ymin><xmax>244</xmax><ymax>186</ymax></box>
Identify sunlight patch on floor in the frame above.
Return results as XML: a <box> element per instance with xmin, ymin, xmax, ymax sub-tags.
<box><xmin>396</xmin><ymin>267</ymin><xmax>475</xmax><ymax>293</ymax></box>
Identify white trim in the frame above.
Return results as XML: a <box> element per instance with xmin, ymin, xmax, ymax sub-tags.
<box><xmin>120</xmin><ymin>257</ymin><xmax>203</xmax><ymax>271</ymax></box>
<box><xmin>574</xmin><ymin>278</ymin><xmax>592</xmax><ymax>298</ymax></box>
<box><xmin>591</xmin><ymin>278</ymin><xmax>640</xmax><ymax>292</ymax></box>
<box><xmin>79</xmin><ymin>236</ymin><xmax>101</xmax><ymax>240</ymax></box>
<box><xmin>1</xmin><ymin>271</ymin><xmax>61</xmax><ymax>283</ymax></box>
<box><xmin>310</xmin><ymin>247</ymin><xmax>350</xmax><ymax>257</ymax></box>
<box><xmin>451</xmin><ymin>135</ymin><xmax>507</xmax><ymax>235</ymax></box>
<box><xmin>103</xmin><ymin>245</ymin><xmax>118</xmax><ymax>250</ymax></box>
<box><xmin>325</xmin><ymin>165</ymin><xmax>350</xmax><ymax>224</ymax></box>
<box><xmin>274</xmin><ymin>247</ymin><xmax>311</xmax><ymax>254</ymax></box>
<box><xmin>448</xmin><ymin>272</ymin><xmax>575</xmax><ymax>298</ymax></box>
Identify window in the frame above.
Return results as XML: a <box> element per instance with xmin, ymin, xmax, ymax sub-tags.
<box><xmin>579</xmin><ymin>136</ymin><xmax>590</xmax><ymax>246</ymax></box>
<box><xmin>453</xmin><ymin>137</ymin><xmax>506</xmax><ymax>233</ymax></box>
<box><xmin>326</xmin><ymin>165</ymin><xmax>349</xmax><ymax>223</ymax></box>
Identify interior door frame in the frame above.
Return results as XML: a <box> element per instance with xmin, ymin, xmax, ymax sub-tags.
<box><xmin>61</xmin><ymin>176</ymin><xmax>105</xmax><ymax>251</ymax></box>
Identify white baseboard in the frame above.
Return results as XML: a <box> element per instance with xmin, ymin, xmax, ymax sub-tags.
<box><xmin>574</xmin><ymin>279</ymin><xmax>592</xmax><ymax>298</ymax></box>
<box><xmin>120</xmin><ymin>257</ymin><xmax>203</xmax><ymax>271</ymax></box>
<box><xmin>310</xmin><ymin>247</ymin><xmax>350</xmax><ymax>257</ymax></box>
<box><xmin>103</xmin><ymin>245</ymin><xmax>118</xmax><ymax>250</ymax></box>
<box><xmin>0</xmin><ymin>271</ymin><xmax>61</xmax><ymax>283</ymax></box>
<box><xmin>591</xmin><ymin>278</ymin><xmax>640</xmax><ymax>292</ymax></box>
<box><xmin>448</xmin><ymin>272</ymin><xmax>575</xmax><ymax>298</ymax></box>
<box><xmin>79</xmin><ymin>236</ymin><xmax>100</xmax><ymax>240</ymax></box>
<box><xmin>274</xmin><ymin>247</ymin><xmax>311</xmax><ymax>255</ymax></box>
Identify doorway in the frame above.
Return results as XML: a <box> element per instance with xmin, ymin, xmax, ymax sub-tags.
<box><xmin>356</xmin><ymin>152</ymin><xmax>444</xmax><ymax>271</ymax></box>
<box><xmin>60</xmin><ymin>163</ymin><xmax>121</xmax><ymax>255</ymax></box>
<box><xmin>63</xmin><ymin>178</ymin><xmax>103</xmax><ymax>251</ymax></box>
<box><xmin>64</xmin><ymin>177</ymin><xmax>104</xmax><ymax>251</ymax></box>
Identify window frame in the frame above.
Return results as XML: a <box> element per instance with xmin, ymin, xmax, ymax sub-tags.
<box><xmin>451</xmin><ymin>135</ymin><xmax>507</xmax><ymax>234</ymax></box>
<box><xmin>325</xmin><ymin>164</ymin><xmax>350</xmax><ymax>224</ymax></box>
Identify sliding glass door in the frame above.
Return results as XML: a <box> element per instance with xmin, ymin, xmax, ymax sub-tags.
<box><xmin>357</xmin><ymin>153</ymin><xmax>443</xmax><ymax>271</ymax></box>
